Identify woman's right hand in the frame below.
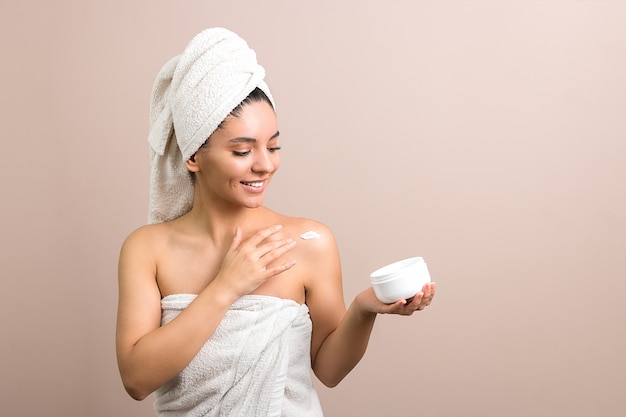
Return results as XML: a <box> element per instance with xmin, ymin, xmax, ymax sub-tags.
<box><xmin>211</xmin><ymin>224</ymin><xmax>297</xmax><ymax>300</ymax></box>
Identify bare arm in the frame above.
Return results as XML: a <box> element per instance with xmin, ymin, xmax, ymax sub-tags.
<box><xmin>116</xmin><ymin>224</ymin><xmax>296</xmax><ymax>400</ymax></box>
<box><xmin>306</xmin><ymin>226</ymin><xmax>436</xmax><ymax>387</ymax></box>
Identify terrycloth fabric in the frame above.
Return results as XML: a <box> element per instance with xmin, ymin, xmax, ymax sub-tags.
<box><xmin>147</xmin><ymin>28</ymin><xmax>275</xmax><ymax>224</ymax></box>
<box><xmin>153</xmin><ymin>294</ymin><xmax>324</xmax><ymax>417</ymax></box>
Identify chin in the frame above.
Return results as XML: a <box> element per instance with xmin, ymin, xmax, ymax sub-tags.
<box><xmin>242</xmin><ymin>198</ymin><xmax>266</xmax><ymax>209</ymax></box>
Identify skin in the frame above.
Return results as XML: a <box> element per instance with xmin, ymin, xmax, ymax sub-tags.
<box><xmin>116</xmin><ymin>100</ymin><xmax>436</xmax><ymax>401</ymax></box>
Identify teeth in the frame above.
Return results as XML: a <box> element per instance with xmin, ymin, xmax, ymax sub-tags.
<box><xmin>242</xmin><ymin>181</ymin><xmax>263</xmax><ymax>187</ymax></box>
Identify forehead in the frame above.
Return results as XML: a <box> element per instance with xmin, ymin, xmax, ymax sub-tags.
<box><xmin>217</xmin><ymin>101</ymin><xmax>278</xmax><ymax>138</ymax></box>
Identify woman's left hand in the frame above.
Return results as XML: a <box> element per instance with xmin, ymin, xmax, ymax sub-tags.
<box><xmin>356</xmin><ymin>282</ymin><xmax>437</xmax><ymax>316</ymax></box>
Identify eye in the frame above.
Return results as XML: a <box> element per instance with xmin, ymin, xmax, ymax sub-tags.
<box><xmin>268</xmin><ymin>146</ymin><xmax>282</xmax><ymax>153</ymax></box>
<box><xmin>233</xmin><ymin>150</ymin><xmax>251</xmax><ymax>157</ymax></box>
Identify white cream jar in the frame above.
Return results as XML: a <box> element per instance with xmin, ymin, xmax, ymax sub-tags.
<box><xmin>369</xmin><ymin>257</ymin><xmax>431</xmax><ymax>303</ymax></box>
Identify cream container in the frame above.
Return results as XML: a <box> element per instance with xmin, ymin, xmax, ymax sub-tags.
<box><xmin>369</xmin><ymin>257</ymin><xmax>431</xmax><ymax>303</ymax></box>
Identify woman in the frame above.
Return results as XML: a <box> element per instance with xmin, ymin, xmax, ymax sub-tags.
<box><xmin>116</xmin><ymin>28</ymin><xmax>436</xmax><ymax>416</ymax></box>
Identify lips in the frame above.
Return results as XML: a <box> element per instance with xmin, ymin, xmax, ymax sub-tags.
<box><xmin>240</xmin><ymin>181</ymin><xmax>264</xmax><ymax>188</ymax></box>
<box><xmin>240</xmin><ymin>179</ymin><xmax>267</xmax><ymax>193</ymax></box>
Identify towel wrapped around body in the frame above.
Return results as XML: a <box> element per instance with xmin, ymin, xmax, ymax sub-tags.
<box><xmin>153</xmin><ymin>294</ymin><xmax>324</xmax><ymax>417</ymax></box>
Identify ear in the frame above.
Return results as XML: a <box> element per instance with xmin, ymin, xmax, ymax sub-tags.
<box><xmin>186</xmin><ymin>153</ymin><xmax>200</xmax><ymax>173</ymax></box>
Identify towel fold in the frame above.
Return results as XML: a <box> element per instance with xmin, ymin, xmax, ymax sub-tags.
<box><xmin>153</xmin><ymin>294</ymin><xmax>324</xmax><ymax>417</ymax></box>
<box><xmin>147</xmin><ymin>28</ymin><xmax>274</xmax><ymax>224</ymax></box>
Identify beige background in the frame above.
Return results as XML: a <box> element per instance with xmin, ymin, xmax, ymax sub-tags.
<box><xmin>1</xmin><ymin>1</ymin><xmax>625</xmax><ymax>416</ymax></box>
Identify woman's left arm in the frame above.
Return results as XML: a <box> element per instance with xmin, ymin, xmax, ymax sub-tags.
<box><xmin>305</xmin><ymin>225</ymin><xmax>436</xmax><ymax>387</ymax></box>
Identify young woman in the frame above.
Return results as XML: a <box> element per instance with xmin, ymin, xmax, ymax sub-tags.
<box><xmin>116</xmin><ymin>28</ymin><xmax>436</xmax><ymax>417</ymax></box>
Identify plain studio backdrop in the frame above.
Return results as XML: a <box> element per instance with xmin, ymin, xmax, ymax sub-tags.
<box><xmin>1</xmin><ymin>1</ymin><xmax>625</xmax><ymax>416</ymax></box>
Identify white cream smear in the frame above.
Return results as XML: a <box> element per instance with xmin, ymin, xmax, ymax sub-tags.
<box><xmin>300</xmin><ymin>231</ymin><xmax>321</xmax><ymax>240</ymax></box>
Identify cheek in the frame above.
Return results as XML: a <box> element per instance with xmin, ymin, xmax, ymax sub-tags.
<box><xmin>272</xmin><ymin>154</ymin><xmax>281</xmax><ymax>172</ymax></box>
<box><xmin>213</xmin><ymin>157</ymin><xmax>246</xmax><ymax>174</ymax></box>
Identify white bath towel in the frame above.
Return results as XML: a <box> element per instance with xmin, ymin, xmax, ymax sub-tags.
<box><xmin>147</xmin><ymin>28</ymin><xmax>275</xmax><ymax>224</ymax></box>
<box><xmin>153</xmin><ymin>294</ymin><xmax>324</xmax><ymax>417</ymax></box>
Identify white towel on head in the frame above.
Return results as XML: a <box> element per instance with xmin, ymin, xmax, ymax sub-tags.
<box><xmin>147</xmin><ymin>27</ymin><xmax>275</xmax><ymax>224</ymax></box>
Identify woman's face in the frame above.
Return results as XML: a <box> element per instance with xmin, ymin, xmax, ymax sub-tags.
<box><xmin>189</xmin><ymin>100</ymin><xmax>280</xmax><ymax>209</ymax></box>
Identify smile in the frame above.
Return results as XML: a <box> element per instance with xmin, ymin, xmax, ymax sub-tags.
<box><xmin>240</xmin><ymin>181</ymin><xmax>264</xmax><ymax>188</ymax></box>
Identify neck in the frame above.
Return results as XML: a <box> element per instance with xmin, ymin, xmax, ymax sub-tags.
<box><xmin>181</xmin><ymin>198</ymin><xmax>270</xmax><ymax>243</ymax></box>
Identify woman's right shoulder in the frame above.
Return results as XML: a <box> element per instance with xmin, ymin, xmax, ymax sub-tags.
<box><xmin>118</xmin><ymin>223</ymin><xmax>175</xmax><ymax>280</ymax></box>
<box><xmin>120</xmin><ymin>222</ymin><xmax>170</xmax><ymax>254</ymax></box>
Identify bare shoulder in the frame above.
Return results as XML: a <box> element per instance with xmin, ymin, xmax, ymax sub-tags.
<box><xmin>278</xmin><ymin>216</ymin><xmax>337</xmax><ymax>251</ymax></box>
<box><xmin>120</xmin><ymin>223</ymin><xmax>167</xmax><ymax>253</ymax></box>
<box><xmin>117</xmin><ymin>222</ymin><xmax>175</xmax><ymax>305</ymax></box>
<box><xmin>271</xmin><ymin>214</ymin><xmax>341</xmax><ymax>279</ymax></box>
<box><xmin>118</xmin><ymin>222</ymin><xmax>173</xmax><ymax>272</ymax></box>
<box><xmin>272</xmin><ymin>215</ymin><xmax>345</xmax><ymax>334</ymax></box>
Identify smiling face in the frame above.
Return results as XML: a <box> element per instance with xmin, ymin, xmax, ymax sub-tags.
<box><xmin>186</xmin><ymin>100</ymin><xmax>280</xmax><ymax>210</ymax></box>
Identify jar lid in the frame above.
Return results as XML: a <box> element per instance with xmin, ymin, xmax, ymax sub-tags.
<box><xmin>369</xmin><ymin>256</ymin><xmax>424</xmax><ymax>283</ymax></box>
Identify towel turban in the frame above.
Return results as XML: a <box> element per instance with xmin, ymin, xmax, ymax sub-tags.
<box><xmin>147</xmin><ymin>27</ymin><xmax>275</xmax><ymax>224</ymax></box>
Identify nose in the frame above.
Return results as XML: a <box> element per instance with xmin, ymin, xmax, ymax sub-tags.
<box><xmin>252</xmin><ymin>149</ymin><xmax>276</xmax><ymax>173</ymax></box>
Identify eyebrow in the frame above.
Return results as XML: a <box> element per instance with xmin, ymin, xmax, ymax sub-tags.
<box><xmin>228</xmin><ymin>131</ymin><xmax>280</xmax><ymax>143</ymax></box>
